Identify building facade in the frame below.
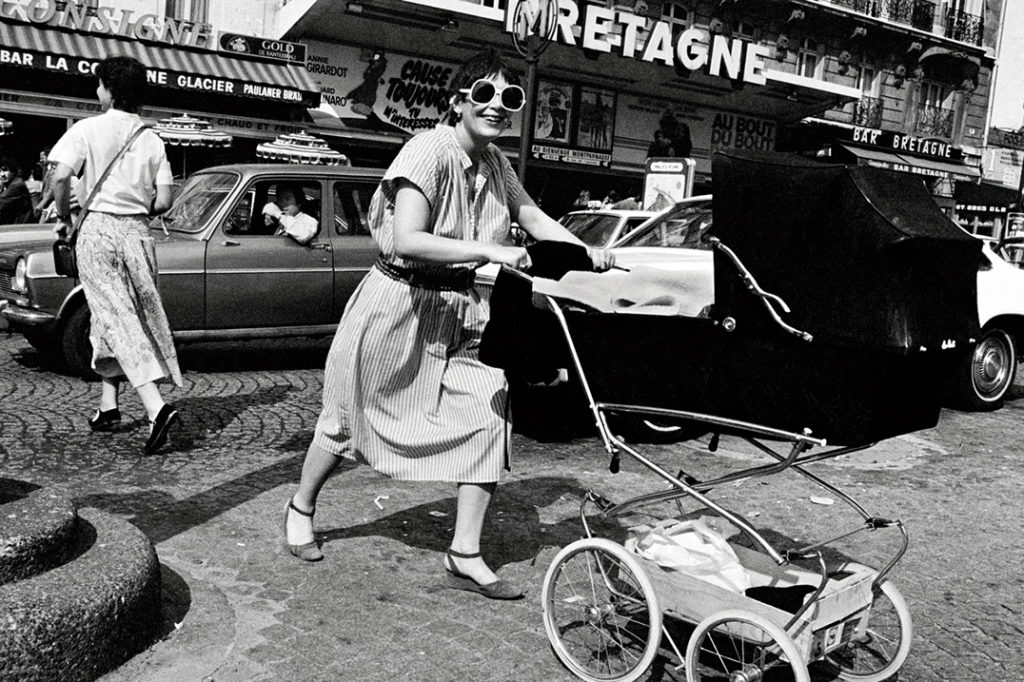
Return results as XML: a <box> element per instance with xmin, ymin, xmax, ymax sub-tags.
<box><xmin>1</xmin><ymin>0</ymin><xmax>1002</xmax><ymax>220</ymax></box>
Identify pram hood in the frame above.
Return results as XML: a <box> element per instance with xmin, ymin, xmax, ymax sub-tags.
<box><xmin>711</xmin><ymin>150</ymin><xmax>982</xmax><ymax>354</ymax></box>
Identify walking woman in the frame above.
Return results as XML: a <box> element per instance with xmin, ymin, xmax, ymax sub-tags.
<box><xmin>50</xmin><ymin>56</ymin><xmax>182</xmax><ymax>454</ymax></box>
<box><xmin>284</xmin><ymin>50</ymin><xmax>613</xmax><ymax>598</ymax></box>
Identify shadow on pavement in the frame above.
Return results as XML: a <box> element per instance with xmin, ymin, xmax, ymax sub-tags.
<box><xmin>317</xmin><ymin>475</ymin><xmax>626</xmax><ymax>569</ymax></box>
<box><xmin>76</xmin><ymin>456</ymin><xmax>358</xmax><ymax>544</ymax></box>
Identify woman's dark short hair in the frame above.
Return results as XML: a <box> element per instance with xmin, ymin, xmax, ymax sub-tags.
<box><xmin>0</xmin><ymin>157</ymin><xmax>21</xmax><ymax>175</ymax></box>
<box><xmin>95</xmin><ymin>56</ymin><xmax>147</xmax><ymax>112</ymax></box>
<box><xmin>446</xmin><ymin>50</ymin><xmax>521</xmax><ymax>126</ymax></box>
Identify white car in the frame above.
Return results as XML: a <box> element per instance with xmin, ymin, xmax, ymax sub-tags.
<box><xmin>558</xmin><ymin>208</ymin><xmax>654</xmax><ymax>248</ymax></box>
<box><xmin>966</xmin><ymin>241</ymin><xmax>1024</xmax><ymax>408</ymax></box>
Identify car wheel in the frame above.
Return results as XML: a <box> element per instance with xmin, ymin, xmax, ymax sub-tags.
<box><xmin>22</xmin><ymin>329</ymin><xmax>60</xmax><ymax>357</ymax></box>
<box><xmin>61</xmin><ymin>305</ymin><xmax>99</xmax><ymax>380</ymax></box>
<box><xmin>957</xmin><ymin>328</ymin><xmax>1017</xmax><ymax>410</ymax></box>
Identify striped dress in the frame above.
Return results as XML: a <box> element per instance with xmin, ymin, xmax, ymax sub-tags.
<box><xmin>312</xmin><ymin>126</ymin><xmax>521</xmax><ymax>482</ymax></box>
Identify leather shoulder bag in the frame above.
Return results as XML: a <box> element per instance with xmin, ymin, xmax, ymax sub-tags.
<box><xmin>53</xmin><ymin>125</ymin><xmax>151</xmax><ymax>278</ymax></box>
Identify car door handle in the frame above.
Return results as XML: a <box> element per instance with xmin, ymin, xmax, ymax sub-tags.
<box><xmin>222</xmin><ymin>239</ymin><xmax>240</xmax><ymax>246</ymax></box>
<box><xmin>310</xmin><ymin>243</ymin><xmax>333</xmax><ymax>252</ymax></box>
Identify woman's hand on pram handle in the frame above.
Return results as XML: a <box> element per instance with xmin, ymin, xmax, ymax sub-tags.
<box><xmin>487</xmin><ymin>244</ymin><xmax>532</xmax><ymax>270</ymax></box>
<box><xmin>587</xmin><ymin>247</ymin><xmax>616</xmax><ymax>272</ymax></box>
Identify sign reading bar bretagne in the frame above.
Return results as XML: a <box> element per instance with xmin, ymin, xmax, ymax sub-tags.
<box><xmin>851</xmin><ymin>126</ymin><xmax>962</xmax><ymax>161</ymax></box>
<box><xmin>0</xmin><ymin>0</ymin><xmax>213</xmax><ymax>49</ymax></box>
<box><xmin>505</xmin><ymin>0</ymin><xmax>770</xmax><ymax>85</ymax></box>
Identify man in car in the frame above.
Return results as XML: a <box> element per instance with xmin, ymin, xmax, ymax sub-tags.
<box><xmin>262</xmin><ymin>183</ymin><xmax>317</xmax><ymax>244</ymax></box>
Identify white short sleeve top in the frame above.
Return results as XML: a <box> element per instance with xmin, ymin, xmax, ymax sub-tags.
<box><xmin>49</xmin><ymin>108</ymin><xmax>173</xmax><ymax>215</ymax></box>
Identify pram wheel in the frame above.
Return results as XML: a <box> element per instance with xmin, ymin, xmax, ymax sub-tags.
<box><xmin>685</xmin><ymin>609</ymin><xmax>809</xmax><ymax>682</ymax></box>
<box><xmin>542</xmin><ymin>538</ymin><xmax>662</xmax><ymax>682</ymax></box>
<box><xmin>821</xmin><ymin>580</ymin><xmax>912</xmax><ymax>682</ymax></box>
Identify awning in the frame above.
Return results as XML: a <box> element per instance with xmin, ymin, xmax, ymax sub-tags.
<box><xmin>954</xmin><ymin>180</ymin><xmax>1020</xmax><ymax>212</ymax></box>
<box><xmin>918</xmin><ymin>46</ymin><xmax>981</xmax><ymax>86</ymax></box>
<box><xmin>837</xmin><ymin>143</ymin><xmax>981</xmax><ymax>183</ymax></box>
<box><xmin>0</xmin><ymin>20</ymin><xmax>320</xmax><ymax>107</ymax></box>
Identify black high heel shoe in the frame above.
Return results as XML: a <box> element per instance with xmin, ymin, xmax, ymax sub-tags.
<box><xmin>443</xmin><ymin>549</ymin><xmax>524</xmax><ymax>600</ymax></box>
<box><xmin>144</xmin><ymin>404</ymin><xmax>179</xmax><ymax>454</ymax></box>
<box><xmin>284</xmin><ymin>498</ymin><xmax>323</xmax><ymax>562</ymax></box>
<box><xmin>88</xmin><ymin>408</ymin><xmax>121</xmax><ymax>432</ymax></box>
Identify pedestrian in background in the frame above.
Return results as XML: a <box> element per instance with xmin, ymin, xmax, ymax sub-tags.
<box><xmin>0</xmin><ymin>157</ymin><xmax>35</xmax><ymax>224</ymax></box>
<box><xmin>283</xmin><ymin>50</ymin><xmax>614</xmax><ymax>600</ymax></box>
<box><xmin>49</xmin><ymin>56</ymin><xmax>182</xmax><ymax>455</ymax></box>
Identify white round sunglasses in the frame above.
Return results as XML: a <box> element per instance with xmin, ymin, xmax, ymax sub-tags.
<box><xmin>458</xmin><ymin>79</ymin><xmax>526</xmax><ymax>112</ymax></box>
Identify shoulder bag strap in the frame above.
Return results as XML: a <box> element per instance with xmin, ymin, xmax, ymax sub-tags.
<box><xmin>71</xmin><ymin>124</ymin><xmax>152</xmax><ymax>233</ymax></box>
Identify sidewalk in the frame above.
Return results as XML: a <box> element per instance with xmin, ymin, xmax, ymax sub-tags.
<box><xmin>98</xmin><ymin>445</ymin><xmax>617</xmax><ymax>682</ymax></box>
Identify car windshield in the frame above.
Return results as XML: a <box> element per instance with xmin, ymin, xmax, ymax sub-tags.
<box><xmin>560</xmin><ymin>213</ymin><xmax>622</xmax><ymax>247</ymax></box>
<box><xmin>999</xmin><ymin>240</ymin><xmax>1024</xmax><ymax>269</ymax></box>
<box><xmin>616</xmin><ymin>200</ymin><xmax>713</xmax><ymax>249</ymax></box>
<box><xmin>156</xmin><ymin>172</ymin><xmax>238</xmax><ymax>234</ymax></box>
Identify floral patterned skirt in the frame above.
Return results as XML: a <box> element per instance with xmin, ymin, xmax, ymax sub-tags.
<box><xmin>76</xmin><ymin>213</ymin><xmax>183</xmax><ymax>388</ymax></box>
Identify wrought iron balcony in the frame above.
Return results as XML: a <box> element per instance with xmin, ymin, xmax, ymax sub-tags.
<box><xmin>911</xmin><ymin>0</ymin><xmax>935</xmax><ymax>31</ymax></box>
<box><xmin>824</xmin><ymin>0</ymin><xmax>936</xmax><ymax>31</ymax></box>
<box><xmin>916</xmin><ymin>105</ymin><xmax>954</xmax><ymax>138</ymax></box>
<box><xmin>945</xmin><ymin>9</ymin><xmax>983</xmax><ymax>45</ymax></box>
<box><xmin>878</xmin><ymin>0</ymin><xmax>914</xmax><ymax>26</ymax></box>
<box><xmin>853</xmin><ymin>96</ymin><xmax>883</xmax><ymax>127</ymax></box>
<box><xmin>827</xmin><ymin>0</ymin><xmax>875</xmax><ymax>13</ymax></box>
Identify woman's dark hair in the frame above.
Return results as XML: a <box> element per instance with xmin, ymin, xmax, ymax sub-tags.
<box><xmin>95</xmin><ymin>56</ymin><xmax>147</xmax><ymax>112</ymax></box>
<box><xmin>0</xmin><ymin>157</ymin><xmax>22</xmax><ymax>176</ymax></box>
<box><xmin>446</xmin><ymin>50</ymin><xmax>521</xmax><ymax>126</ymax></box>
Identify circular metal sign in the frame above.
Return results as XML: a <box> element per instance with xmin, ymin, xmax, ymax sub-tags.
<box><xmin>510</xmin><ymin>0</ymin><xmax>558</xmax><ymax>58</ymax></box>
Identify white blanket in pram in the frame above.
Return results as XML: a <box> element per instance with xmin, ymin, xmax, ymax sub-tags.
<box><xmin>532</xmin><ymin>265</ymin><xmax>714</xmax><ymax>317</ymax></box>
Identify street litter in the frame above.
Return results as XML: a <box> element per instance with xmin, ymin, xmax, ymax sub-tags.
<box><xmin>373</xmin><ymin>494</ymin><xmax>389</xmax><ymax>509</ymax></box>
<box><xmin>810</xmin><ymin>495</ymin><xmax>835</xmax><ymax>505</ymax></box>
<box><xmin>428</xmin><ymin>510</ymin><xmax>448</xmax><ymax>517</ymax></box>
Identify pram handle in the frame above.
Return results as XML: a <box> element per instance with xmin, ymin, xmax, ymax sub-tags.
<box><xmin>708</xmin><ymin>237</ymin><xmax>814</xmax><ymax>343</ymax></box>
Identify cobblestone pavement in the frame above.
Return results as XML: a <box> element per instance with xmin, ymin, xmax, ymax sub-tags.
<box><xmin>1</xmin><ymin>332</ymin><xmax>1022</xmax><ymax>681</ymax></box>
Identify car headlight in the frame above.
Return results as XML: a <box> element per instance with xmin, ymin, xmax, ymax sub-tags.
<box><xmin>12</xmin><ymin>258</ymin><xmax>27</xmax><ymax>293</ymax></box>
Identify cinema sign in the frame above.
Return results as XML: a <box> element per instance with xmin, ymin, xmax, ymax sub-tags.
<box><xmin>505</xmin><ymin>0</ymin><xmax>770</xmax><ymax>85</ymax></box>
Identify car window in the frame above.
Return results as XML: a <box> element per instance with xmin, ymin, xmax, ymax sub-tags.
<box><xmin>618</xmin><ymin>201</ymin><xmax>713</xmax><ymax>249</ymax></box>
<box><xmin>333</xmin><ymin>181</ymin><xmax>377</xmax><ymax>235</ymax></box>
<box><xmin>561</xmin><ymin>213</ymin><xmax>621</xmax><ymax>247</ymax></box>
<box><xmin>160</xmin><ymin>171</ymin><xmax>237</xmax><ymax>234</ymax></box>
<box><xmin>224</xmin><ymin>180</ymin><xmax>322</xmax><ymax>238</ymax></box>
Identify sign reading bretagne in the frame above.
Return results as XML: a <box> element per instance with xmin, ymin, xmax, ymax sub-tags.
<box><xmin>504</xmin><ymin>0</ymin><xmax>770</xmax><ymax>85</ymax></box>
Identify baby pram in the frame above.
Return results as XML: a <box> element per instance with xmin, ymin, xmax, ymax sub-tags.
<box><xmin>517</xmin><ymin>152</ymin><xmax>982</xmax><ymax>681</ymax></box>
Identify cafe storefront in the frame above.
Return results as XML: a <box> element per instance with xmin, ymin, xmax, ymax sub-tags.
<box><xmin>0</xmin><ymin>1</ymin><xmax>326</xmax><ymax>175</ymax></box>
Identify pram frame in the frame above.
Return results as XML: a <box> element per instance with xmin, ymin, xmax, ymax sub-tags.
<box><xmin>509</xmin><ymin>263</ymin><xmax>913</xmax><ymax>682</ymax></box>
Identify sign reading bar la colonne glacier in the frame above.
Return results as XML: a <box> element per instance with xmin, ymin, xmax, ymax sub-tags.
<box><xmin>505</xmin><ymin>0</ymin><xmax>771</xmax><ymax>85</ymax></box>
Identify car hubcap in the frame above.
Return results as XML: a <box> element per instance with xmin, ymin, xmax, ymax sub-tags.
<box><xmin>973</xmin><ymin>336</ymin><xmax>1011</xmax><ymax>399</ymax></box>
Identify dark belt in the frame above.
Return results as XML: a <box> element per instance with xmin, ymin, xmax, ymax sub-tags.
<box><xmin>374</xmin><ymin>256</ymin><xmax>476</xmax><ymax>291</ymax></box>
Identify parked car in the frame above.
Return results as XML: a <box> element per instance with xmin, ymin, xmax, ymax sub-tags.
<box><xmin>996</xmin><ymin>235</ymin><xmax>1024</xmax><ymax>269</ymax></box>
<box><xmin>0</xmin><ymin>163</ymin><xmax>384</xmax><ymax>376</ymax></box>
<box><xmin>558</xmin><ymin>208</ymin><xmax>654</xmax><ymax>248</ymax></box>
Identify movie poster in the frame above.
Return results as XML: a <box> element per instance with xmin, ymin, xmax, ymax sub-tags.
<box><xmin>577</xmin><ymin>87</ymin><xmax>615</xmax><ymax>150</ymax></box>
<box><xmin>533</xmin><ymin>80</ymin><xmax>573</xmax><ymax>145</ymax></box>
<box><xmin>305</xmin><ymin>40</ymin><xmax>521</xmax><ymax>139</ymax></box>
